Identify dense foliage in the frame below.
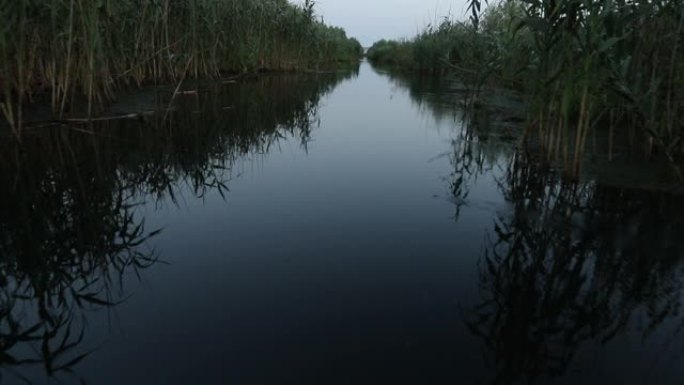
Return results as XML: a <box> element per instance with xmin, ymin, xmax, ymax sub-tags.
<box><xmin>367</xmin><ymin>20</ymin><xmax>476</xmax><ymax>75</ymax></box>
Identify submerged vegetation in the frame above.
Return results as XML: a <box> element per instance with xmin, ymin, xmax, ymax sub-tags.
<box><xmin>0</xmin><ymin>0</ymin><xmax>362</xmax><ymax>136</ymax></box>
<box><xmin>368</xmin><ymin>0</ymin><xmax>684</xmax><ymax>180</ymax></box>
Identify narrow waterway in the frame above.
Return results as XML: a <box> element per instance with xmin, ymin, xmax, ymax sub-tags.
<box><xmin>2</xmin><ymin>62</ymin><xmax>684</xmax><ymax>384</ymax></box>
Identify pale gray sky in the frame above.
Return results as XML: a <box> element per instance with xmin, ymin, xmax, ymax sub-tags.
<box><xmin>293</xmin><ymin>0</ymin><xmax>470</xmax><ymax>46</ymax></box>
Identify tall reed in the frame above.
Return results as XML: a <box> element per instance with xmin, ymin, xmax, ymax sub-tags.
<box><xmin>0</xmin><ymin>0</ymin><xmax>363</xmax><ymax>137</ymax></box>
<box><xmin>369</xmin><ymin>0</ymin><xmax>684</xmax><ymax>179</ymax></box>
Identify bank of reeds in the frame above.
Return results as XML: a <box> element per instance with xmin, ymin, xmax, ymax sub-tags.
<box><xmin>367</xmin><ymin>20</ymin><xmax>479</xmax><ymax>75</ymax></box>
<box><xmin>0</xmin><ymin>0</ymin><xmax>363</xmax><ymax>137</ymax></box>
<box><xmin>369</xmin><ymin>0</ymin><xmax>684</xmax><ymax>180</ymax></box>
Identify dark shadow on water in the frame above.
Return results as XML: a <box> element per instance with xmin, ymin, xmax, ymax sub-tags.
<box><xmin>0</xmin><ymin>68</ymin><xmax>357</xmax><ymax>383</ymax></box>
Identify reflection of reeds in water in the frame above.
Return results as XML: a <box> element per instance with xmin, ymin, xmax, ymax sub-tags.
<box><xmin>467</xmin><ymin>152</ymin><xmax>684</xmax><ymax>384</ymax></box>
<box><xmin>0</xmin><ymin>69</ymin><xmax>355</xmax><ymax>382</ymax></box>
<box><xmin>0</xmin><ymin>138</ymin><xmax>160</xmax><ymax>383</ymax></box>
<box><xmin>375</xmin><ymin>61</ymin><xmax>684</xmax><ymax>383</ymax></box>
<box><xmin>373</xmin><ymin>68</ymin><xmax>519</xmax><ymax>219</ymax></box>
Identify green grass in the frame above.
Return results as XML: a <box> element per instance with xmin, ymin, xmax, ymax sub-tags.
<box><xmin>0</xmin><ymin>0</ymin><xmax>363</xmax><ymax>136</ymax></box>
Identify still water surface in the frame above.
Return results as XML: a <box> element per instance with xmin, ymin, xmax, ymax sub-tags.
<box><xmin>2</xmin><ymin>62</ymin><xmax>684</xmax><ymax>384</ymax></box>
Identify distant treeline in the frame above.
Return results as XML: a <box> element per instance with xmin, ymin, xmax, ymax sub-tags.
<box><xmin>0</xmin><ymin>0</ymin><xmax>363</xmax><ymax>135</ymax></box>
<box><xmin>368</xmin><ymin>0</ymin><xmax>684</xmax><ymax>179</ymax></box>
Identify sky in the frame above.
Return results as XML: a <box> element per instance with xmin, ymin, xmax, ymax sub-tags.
<box><xmin>293</xmin><ymin>0</ymin><xmax>470</xmax><ymax>47</ymax></box>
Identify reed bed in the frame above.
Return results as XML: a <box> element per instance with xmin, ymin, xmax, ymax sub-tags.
<box><xmin>0</xmin><ymin>0</ymin><xmax>363</xmax><ymax>137</ymax></box>
<box><xmin>367</xmin><ymin>20</ymin><xmax>478</xmax><ymax>75</ymax></box>
<box><xmin>368</xmin><ymin>0</ymin><xmax>684</xmax><ymax>179</ymax></box>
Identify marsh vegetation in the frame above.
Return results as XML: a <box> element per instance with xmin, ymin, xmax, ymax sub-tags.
<box><xmin>0</xmin><ymin>0</ymin><xmax>362</xmax><ymax>137</ymax></box>
<box><xmin>368</xmin><ymin>0</ymin><xmax>684</xmax><ymax>180</ymax></box>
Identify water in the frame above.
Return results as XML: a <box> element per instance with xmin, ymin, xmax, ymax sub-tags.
<box><xmin>2</xmin><ymin>62</ymin><xmax>684</xmax><ymax>384</ymax></box>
